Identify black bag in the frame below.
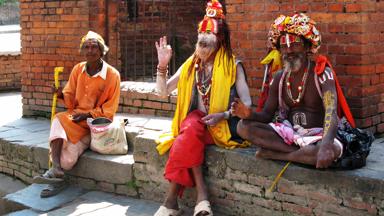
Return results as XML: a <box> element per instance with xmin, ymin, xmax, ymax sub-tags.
<box><xmin>332</xmin><ymin>119</ymin><xmax>375</xmax><ymax>170</ymax></box>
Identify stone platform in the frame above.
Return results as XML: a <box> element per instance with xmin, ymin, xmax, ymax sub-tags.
<box><xmin>1</xmin><ymin>93</ymin><xmax>384</xmax><ymax>215</ymax></box>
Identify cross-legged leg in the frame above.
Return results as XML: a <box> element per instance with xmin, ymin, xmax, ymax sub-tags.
<box><xmin>237</xmin><ymin>119</ymin><xmax>298</xmax><ymax>153</ymax></box>
<box><xmin>256</xmin><ymin>145</ymin><xmax>319</xmax><ymax>165</ymax></box>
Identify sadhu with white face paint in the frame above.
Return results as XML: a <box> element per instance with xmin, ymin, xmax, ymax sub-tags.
<box><xmin>232</xmin><ymin>13</ymin><xmax>373</xmax><ymax>170</ymax></box>
<box><xmin>32</xmin><ymin>31</ymin><xmax>121</xmax><ymax>198</ymax></box>
<box><xmin>154</xmin><ymin>0</ymin><xmax>251</xmax><ymax>215</ymax></box>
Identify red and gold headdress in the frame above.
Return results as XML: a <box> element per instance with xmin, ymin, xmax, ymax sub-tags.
<box><xmin>198</xmin><ymin>0</ymin><xmax>225</xmax><ymax>34</ymax></box>
<box><xmin>268</xmin><ymin>13</ymin><xmax>321</xmax><ymax>54</ymax></box>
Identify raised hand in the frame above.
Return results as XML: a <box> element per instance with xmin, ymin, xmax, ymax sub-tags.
<box><xmin>155</xmin><ymin>36</ymin><xmax>172</xmax><ymax>68</ymax></box>
<box><xmin>231</xmin><ymin>98</ymin><xmax>252</xmax><ymax>119</ymax></box>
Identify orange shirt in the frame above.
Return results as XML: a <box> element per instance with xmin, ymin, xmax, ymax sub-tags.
<box><xmin>56</xmin><ymin>61</ymin><xmax>121</xmax><ymax>144</ymax></box>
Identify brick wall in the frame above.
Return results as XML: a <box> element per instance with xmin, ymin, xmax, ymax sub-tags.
<box><xmin>20</xmin><ymin>0</ymin><xmax>199</xmax><ymax>118</ymax></box>
<box><xmin>225</xmin><ymin>0</ymin><xmax>384</xmax><ymax>133</ymax></box>
<box><xmin>0</xmin><ymin>54</ymin><xmax>21</xmax><ymax>91</ymax></box>
<box><xmin>132</xmin><ymin>131</ymin><xmax>384</xmax><ymax>216</ymax></box>
<box><xmin>20</xmin><ymin>0</ymin><xmax>119</xmax><ymax>117</ymax></box>
<box><xmin>20</xmin><ymin>0</ymin><xmax>384</xmax><ymax>133</ymax></box>
<box><xmin>118</xmin><ymin>0</ymin><xmax>204</xmax><ymax>81</ymax></box>
<box><xmin>119</xmin><ymin>82</ymin><xmax>176</xmax><ymax>117</ymax></box>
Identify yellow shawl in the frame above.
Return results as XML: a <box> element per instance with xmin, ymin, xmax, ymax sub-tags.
<box><xmin>156</xmin><ymin>48</ymin><xmax>250</xmax><ymax>155</ymax></box>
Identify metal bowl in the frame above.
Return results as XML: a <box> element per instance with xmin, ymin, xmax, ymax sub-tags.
<box><xmin>91</xmin><ymin>117</ymin><xmax>112</xmax><ymax>126</ymax></box>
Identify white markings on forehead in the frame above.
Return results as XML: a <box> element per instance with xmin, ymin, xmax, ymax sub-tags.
<box><xmin>198</xmin><ymin>33</ymin><xmax>217</xmax><ymax>43</ymax></box>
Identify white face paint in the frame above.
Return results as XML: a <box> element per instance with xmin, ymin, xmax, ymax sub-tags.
<box><xmin>195</xmin><ymin>33</ymin><xmax>218</xmax><ymax>62</ymax></box>
<box><xmin>319</xmin><ymin>68</ymin><xmax>334</xmax><ymax>84</ymax></box>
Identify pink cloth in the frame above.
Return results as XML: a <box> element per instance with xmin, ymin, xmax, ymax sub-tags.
<box><xmin>49</xmin><ymin>117</ymin><xmax>90</xmax><ymax>170</ymax></box>
<box><xmin>269</xmin><ymin>120</ymin><xmax>343</xmax><ymax>158</ymax></box>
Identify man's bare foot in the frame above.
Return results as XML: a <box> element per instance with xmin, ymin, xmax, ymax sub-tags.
<box><xmin>49</xmin><ymin>167</ymin><xmax>65</xmax><ymax>178</ymax></box>
<box><xmin>33</xmin><ymin>167</ymin><xmax>65</xmax><ymax>184</ymax></box>
<box><xmin>255</xmin><ymin>148</ymin><xmax>274</xmax><ymax>159</ymax></box>
<box><xmin>163</xmin><ymin>198</ymin><xmax>179</xmax><ymax>210</ymax></box>
<box><xmin>316</xmin><ymin>143</ymin><xmax>341</xmax><ymax>169</ymax></box>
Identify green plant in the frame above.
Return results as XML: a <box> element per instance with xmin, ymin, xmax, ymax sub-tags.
<box><xmin>126</xmin><ymin>180</ymin><xmax>138</xmax><ymax>189</ymax></box>
<box><xmin>0</xmin><ymin>0</ymin><xmax>17</xmax><ymax>6</ymax></box>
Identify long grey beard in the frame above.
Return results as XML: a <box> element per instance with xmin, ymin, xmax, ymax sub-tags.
<box><xmin>283</xmin><ymin>53</ymin><xmax>304</xmax><ymax>73</ymax></box>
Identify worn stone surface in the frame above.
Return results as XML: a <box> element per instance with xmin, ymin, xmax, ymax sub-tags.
<box><xmin>68</xmin><ymin>152</ymin><xmax>134</xmax><ymax>185</ymax></box>
<box><xmin>1</xmin><ymin>93</ymin><xmax>384</xmax><ymax>215</ymax></box>
<box><xmin>0</xmin><ymin>173</ymin><xmax>27</xmax><ymax>215</ymax></box>
<box><xmin>5</xmin><ymin>184</ymin><xmax>86</xmax><ymax>212</ymax></box>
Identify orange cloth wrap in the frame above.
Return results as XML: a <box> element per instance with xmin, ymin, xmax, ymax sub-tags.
<box><xmin>57</xmin><ymin>62</ymin><xmax>120</xmax><ymax>144</ymax></box>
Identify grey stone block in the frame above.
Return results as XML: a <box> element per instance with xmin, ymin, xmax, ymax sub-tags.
<box><xmin>31</xmin><ymin>145</ymin><xmax>48</xmax><ymax>170</ymax></box>
<box><xmin>115</xmin><ymin>184</ymin><xmax>138</xmax><ymax>197</ymax></box>
<box><xmin>134</xmin><ymin>133</ymin><xmax>159</xmax><ymax>153</ymax></box>
<box><xmin>4</xmin><ymin>184</ymin><xmax>86</xmax><ymax>212</ymax></box>
<box><xmin>68</xmin><ymin>151</ymin><xmax>134</xmax><ymax>184</ymax></box>
<box><xmin>5</xmin><ymin>209</ymin><xmax>40</xmax><ymax>216</ymax></box>
<box><xmin>97</xmin><ymin>181</ymin><xmax>115</xmax><ymax>193</ymax></box>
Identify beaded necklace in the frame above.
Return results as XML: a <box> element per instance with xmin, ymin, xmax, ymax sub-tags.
<box><xmin>195</xmin><ymin>63</ymin><xmax>213</xmax><ymax>111</ymax></box>
<box><xmin>285</xmin><ymin>61</ymin><xmax>310</xmax><ymax>104</ymax></box>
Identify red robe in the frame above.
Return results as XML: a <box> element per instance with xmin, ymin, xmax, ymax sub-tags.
<box><xmin>164</xmin><ymin>110</ymin><xmax>214</xmax><ymax>197</ymax></box>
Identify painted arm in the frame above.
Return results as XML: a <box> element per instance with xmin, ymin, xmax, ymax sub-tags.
<box><xmin>316</xmin><ymin>67</ymin><xmax>339</xmax><ymax>168</ymax></box>
<box><xmin>202</xmin><ymin>62</ymin><xmax>252</xmax><ymax>126</ymax></box>
<box><xmin>156</xmin><ymin>66</ymin><xmax>181</xmax><ymax>97</ymax></box>
<box><xmin>155</xmin><ymin>36</ymin><xmax>180</xmax><ymax>97</ymax></box>
<box><xmin>235</xmin><ymin>63</ymin><xmax>252</xmax><ymax>107</ymax></box>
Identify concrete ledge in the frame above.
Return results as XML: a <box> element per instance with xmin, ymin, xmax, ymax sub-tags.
<box><xmin>1</xmin><ymin>115</ymin><xmax>384</xmax><ymax>215</ymax></box>
<box><xmin>132</xmin><ymin>128</ymin><xmax>384</xmax><ymax>216</ymax></box>
<box><xmin>0</xmin><ymin>116</ymin><xmax>140</xmax><ymax>196</ymax></box>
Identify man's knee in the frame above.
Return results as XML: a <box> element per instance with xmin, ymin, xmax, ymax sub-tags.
<box><xmin>236</xmin><ymin>119</ymin><xmax>252</xmax><ymax>139</ymax></box>
<box><xmin>60</xmin><ymin>156</ymin><xmax>78</xmax><ymax>170</ymax></box>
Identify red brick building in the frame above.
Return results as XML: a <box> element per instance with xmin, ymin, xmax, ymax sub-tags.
<box><xmin>19</xmin><ymin>0</ymin><xmax>384</xmax><ymax>133</ymax></box>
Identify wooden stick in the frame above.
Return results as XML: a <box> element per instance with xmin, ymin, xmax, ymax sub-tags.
<box><xmin>49</xmin><ymin>67</ymin><xmax>63</xmax><ymax>168</ymax></box>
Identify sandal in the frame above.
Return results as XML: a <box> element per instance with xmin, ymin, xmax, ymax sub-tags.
<box><xmin>193</xmin><ymin>200</ymin><xmax>213</xmax><ymax>216</ymax></box>
<box><xmin>154</xmin><ymin>205</ymin><xmax>183</xmax><ymax>216</ymax></box>
<box><xmin>40</xmin><ymin>181</ymin><xmax>68</xmax><ymax>198</ymax></box>
<box><xmin>33</xmin><ymin>168</ymin><xmax>64</xmax><ymax>184</ymax></box>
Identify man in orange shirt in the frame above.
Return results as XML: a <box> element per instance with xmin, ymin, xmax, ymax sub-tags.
<box><xmin>33</xmin><ymin>31</ymin><xmax>121</xmax><ymax>197</ymax></box>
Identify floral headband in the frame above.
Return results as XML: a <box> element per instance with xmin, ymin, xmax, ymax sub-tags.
<box><xmin>268</xmin><ymin>13</ymin><xmax>321</xmax><ymax>54</ymax></box>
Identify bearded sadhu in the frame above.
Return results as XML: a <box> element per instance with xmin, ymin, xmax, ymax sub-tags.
<box><xmin>154</xmin><ymin>0</ymin><xmax>252</xmax><ymax>215</ymax></box>
<box><xmin>231</xmin><ymin>13</ymin><xmax>373</xmax><ymax>170</ymax></box>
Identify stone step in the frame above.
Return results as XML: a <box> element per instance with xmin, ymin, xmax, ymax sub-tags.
<box><xmin>4</xmin><ymin>184</ymin><xmax>86</xmax><ymax>212</ymax></box>
<box><xmin>5</xmin><ymin>190</ymin><xmax>171</xmax><ymax>216</ymax></box>
<box><xmin>0</xmin><ymin>173</ymin><xmax>27</xmax><ymax>215</ymax></box>
<box><xmin>0</xmin><ymin>113</ymin><xmax>172</xmax><ymax>212</ymax></box>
